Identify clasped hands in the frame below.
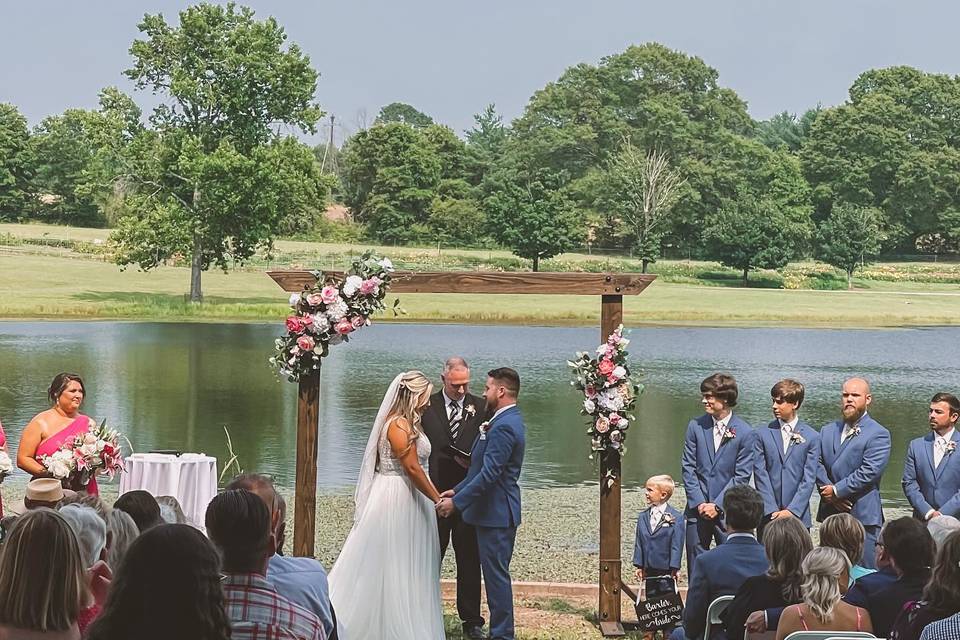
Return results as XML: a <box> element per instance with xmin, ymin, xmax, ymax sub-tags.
<box><xmin>818</xmin><ymin>484</ymin><xmax>853</xmax><ymax>512</ymax></box>
<box><xmin>436</xmin><ymin>489</ymin><xmax>456</xmax><ymax>518</ymax></box>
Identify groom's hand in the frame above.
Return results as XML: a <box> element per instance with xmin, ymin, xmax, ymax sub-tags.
<box><xmin>436</xmin><ymin>497</ymin><xmax>455</xmax><ymax>517</ymax></box>
<box><xmin>439</xmin><ymin>489</ymin><xmax>455</xmax><ymax>499</ymax></box>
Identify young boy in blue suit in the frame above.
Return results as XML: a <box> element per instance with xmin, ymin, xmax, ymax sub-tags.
<box><xmin>633</xmin><ymin>474</ymin><xmax>685</xmax><ymax>597</ymax></box>
<box><xmin>753</xmin><ymin>379</ymin><xmax>820</xmax><ymax>538</ymax></box>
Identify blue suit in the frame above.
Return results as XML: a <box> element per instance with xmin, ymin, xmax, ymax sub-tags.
<box><xmin>633</xmin><ymin>504</ymin><xmax>685</xmax><ymax>572</ymax></box>
<box><xmin>817</xmin><ymin>413</ymin><xmax>891</xmax><ymax>567</ymax></box>
<box><xmin>681</xmin><ymin>413</ymin><xmax>755</xmax><ymax>577</ymax></box>
<box><xmin>670</xmin><ymin>535</ymin><xmax>768</xmax><ymax>640</ymax></box>
<box><xmin>902</xmin><ymin>429</ymin><xmax>960</xmax><ymax>519</ymax></box>
<box><xmin>753</xmin><ymin>420</ymin><xmax>820</xmax><ymax>527</ymax></box>
<box><xmin>454</xmin><ymin>405</ymin><xmax>525</xmax><ymax>640</ymax></box>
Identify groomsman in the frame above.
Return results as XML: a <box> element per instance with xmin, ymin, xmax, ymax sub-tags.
<box><xmin>754</xmin><ymin>379</ymin><xmax>820</xmax><ymax>538</ymax></box>
<box><xmin>681</xmin><ymin>373</ymin><xmax>755</xmax><ymax>579</ymax></box>
<box><xmin>902</xmin><ymin>393</ymin><xmax>960</xmax><ymax>521</ymax></box>
<box><xmin>817</xmin><ymin>377</ymin><xmax>891</xmax><ymax>568</ymax></box>
<box><xmin>421</xmin><ymin>357</ymin><xmax>486</xmax><ymax>640</ymax></box>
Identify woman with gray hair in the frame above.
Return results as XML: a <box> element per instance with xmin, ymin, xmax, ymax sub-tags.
<box><xmin>106</xmin><ymin>509</ymin><xmax>138</xmax><ymax>571</ymax></box>
<box><xmin>775</xmin><ymin>547</ymin><xmax>873</xmax><ymax>640</ymax></box>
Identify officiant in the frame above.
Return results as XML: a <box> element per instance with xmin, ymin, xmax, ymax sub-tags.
<box><xmin>423</xmin><ymin>357</ymin><xmax>486</xmax><ymax>640</ymax></box>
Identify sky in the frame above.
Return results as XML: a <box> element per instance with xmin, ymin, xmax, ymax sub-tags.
<box><xmin>3</xmin><ymin>0</ymin><xmax>960</xmax><ymax>145</ymax></box>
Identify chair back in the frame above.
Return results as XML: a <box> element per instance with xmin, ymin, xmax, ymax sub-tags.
<box><xmin>745</xmin><ymin>631</ymin><xmax>776</xmax><ymax>640</ymax></box>
<box><xmin>705</xmin><ymin>595</ymin><xmax>735</xmax><ymax>640</ymax></box>
<box><xmin>783</xmin><ymin>632</ymin><xmax>875</xmax><ymax>640</ymax></box>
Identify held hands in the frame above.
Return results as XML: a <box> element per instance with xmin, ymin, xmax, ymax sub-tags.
<box><xmin>436</xmin><ymin>490</ymin><xmax>456</xmax><ymax>518</ymax></box>
<box><xmin>819</xmin><ymin>485</ymin><xmax>853</xmax><ymax>512</ymax></box>
<box><xmin>744</xmin><ymin>611</ymin><xmax>766</xmax><ymax>634</ymax></box>
<box><xmin>698</xmin><ymin>503</ymin><xmax>719</xmax><ymax>519</ymax></box>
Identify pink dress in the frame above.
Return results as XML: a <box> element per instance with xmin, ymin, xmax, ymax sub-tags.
<box><xmin>34</xmin><ymin>415</ymin><xmax>99</xmax><ymax>496</ymax></box>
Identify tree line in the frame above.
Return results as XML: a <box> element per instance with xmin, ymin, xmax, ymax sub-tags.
<box><xmin>1</xmin><ymin>4</ymin><xmax>959</xmax><ymax>297</ymax></box>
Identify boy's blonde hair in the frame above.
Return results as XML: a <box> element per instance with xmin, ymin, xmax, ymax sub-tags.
<box><xmin>646</xmin><ymin>475</ymin><xmax>675</xmax><ymax>500</ymax></box>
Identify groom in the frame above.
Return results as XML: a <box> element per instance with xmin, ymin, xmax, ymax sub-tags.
<box><xmin>437</xmin><ymin>367</ymin><xmax>525</xmax><ymax>640</ymax></box>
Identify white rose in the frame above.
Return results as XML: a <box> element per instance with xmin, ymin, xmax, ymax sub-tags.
<box><xmin>378</xmin><ymin>258</ymin><xmax>394</xmax><ymax>271</ymax></box>
<box><xmin>342</xmin><ymin>275</ymin><xmax>363</xmax><ymax>298</ymax></box>
<box><xmin>612</xmin><ymin>366</ymin><xmax>627</xmax><ymax>379</ymax></box>
<box><xmin>289</xmin><ymin>293</ymin><xmax>301</xmax><ymax>306</ymax></box>
<box><xmin>583</xmin><ymin>399</ymin><xmax>596</xmax><ymax>414</ymax></box>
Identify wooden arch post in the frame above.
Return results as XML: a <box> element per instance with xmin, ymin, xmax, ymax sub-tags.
<box><xmin>269</xmin><ymin>270</ymin><xmax>655</xmax><ymax>635</ymax></box>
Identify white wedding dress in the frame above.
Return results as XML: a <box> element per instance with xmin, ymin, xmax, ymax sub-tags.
<box><xmin>329</xmin><ymin>379</ymin><xmax>446</xmax><ymax>640</ymax></box>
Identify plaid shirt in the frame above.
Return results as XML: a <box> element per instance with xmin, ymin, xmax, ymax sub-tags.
<box><xmin>223</xmin><ymin>573</ymin><xmax>326</xmax><ymax>640</ymax></box>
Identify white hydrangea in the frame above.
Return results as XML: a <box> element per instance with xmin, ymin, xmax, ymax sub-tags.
<box><xmin>325</xmin><ymin>298</ymin><xmax>348</xmax><ymax>322</ymax></box>
<box><xmin>311</xmin><ymin>313</ymin><xmax>331</xmax><ymax>333</ymax></box>
<box><xmin>342</xmin><ymin>275</ymin><xmax>364</xmax><ymax>298</ymax></box>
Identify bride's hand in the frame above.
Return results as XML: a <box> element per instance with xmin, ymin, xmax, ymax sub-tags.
<box><xmin>439</xmin><ymin>489</ymin><xmax>455</xmax><ymax>499</ymax></box>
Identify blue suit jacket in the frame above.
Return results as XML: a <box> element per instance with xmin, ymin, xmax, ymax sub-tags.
<box><xmin>842</xmin><ymin>566</ymin><xmax>898</xmax><ymax>608</ymax></box>
<box><xmin>633</xmin><ymin>504</ymin><xmax>685</xmax><ymax>571</ymax></box>
<box><xmin>454</xmin><ymin>405</ymin><xmax>525</xmax><ymax>528</ymax></box>
<box><xmin>682</xmin><ymin>414</ymin><xmax>755</xmax><ymax>518</ymax></box>
<box><xmin>682</xmin><ymin>535</ymin><xmax>769</xmax><ymax>640</ymax></box>
<box><xmin>902</xmin><ymin>430</ymin><xmax>960</xmax><ymax>519</ymax></box>
<box><xmin>753</xmin><ymin>420</ymin><xmax>820</xmax><ymax>527</ymax></box>
<box><xmin>816</xmin><ymin>413</ymin><xmax>891</xmax><ymax>526</ymax></box>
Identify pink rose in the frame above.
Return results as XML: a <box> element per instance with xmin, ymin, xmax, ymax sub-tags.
<box><xmin>597</xmin><ymin>359</ymin><xmax>615</xmax><ymax>376</ymax></box>
<box><xmin>306</xmin><ymin>293</ymin><xmax>323</xmax><ymax>306</ymax></box>
<box><xmin>297</xmin><ymin>335</ymin><xmax>316</xmax><ymax>351</ymax></box>
<box><xmin>607</xmin><ymin>374</ymin><xmax>619</xmax><ymax>385</ymax></box>
<box><xmin>585</xmin><ymin>385</ymin><xmax>597</xmax><ymax>398</ymax></box>
<box><xmin>320</xmin><ymin>286</ymin><xmax>339</xmax><ymax>304</ymax></box>
<box><xmin>595</xmin><ymin>416</ymin><xmax>610</xmax><ymax>433</ymax></box>
<box><xmin>359</xmin><ymin>277</ymin><xmax>381</xmax><ymax>295</ymax></box>
<box><xmin>609</xmin><ymin>413</ymin><xmax>621</xmax><ymax>425</ymax></box>
<box><xmin>285</xmin><ymin>316</ymin><xmax>303</xmax><ymax>333</ymax></box>
<box><xmin>335</xmin><ymin>319</ymin><xmax>354</xmax><ymax>335</ymax></box>
<box><xmin>350</xmin><ymin>316</ymin><xmax>365</xmax><ymax>329</ymax></box>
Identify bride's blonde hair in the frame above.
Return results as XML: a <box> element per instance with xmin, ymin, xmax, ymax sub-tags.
<box><xmin>387</xmin><ymin>371</ymin><xmax>433</xmax><ymax>439</ymax></box>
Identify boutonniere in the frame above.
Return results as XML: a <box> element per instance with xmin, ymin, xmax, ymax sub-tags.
<box><xmin>464</xmin><ymin>404</ymin><xmax>476</xmax><ymax>417</ymax></box>
<box><xmin>661</xmin><ymin>513</ymin><xmax>676</xmax><ymax>527</ymax></box>
<box><xmin>790</xmin><ymin>431</ymin><xmax>806</xmax><ymax>445</ymax></box>
<box><xmin>849</xmin><ymin>425</ymin><xmax>861</xmax><ymax>439</ymax></box>
<box><xmin>479</xmin><ymin>421</ymin><xmax>490</xmax><ymax>439</ymax></box>
<box><xmin>721</xmin><ymin>427</ymin><xmax>736</xmax><ymax>442</ymax></box>
<box><xmin>946</xmin><ymin>441</ymin><xmax>957</xmax><ymax>454</ymax></box>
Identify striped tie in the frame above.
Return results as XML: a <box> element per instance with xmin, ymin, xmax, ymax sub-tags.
<box><xmin>449</xmin><ymin>401</ymin><xmax>462</xmax><ymax>442</ymax></box>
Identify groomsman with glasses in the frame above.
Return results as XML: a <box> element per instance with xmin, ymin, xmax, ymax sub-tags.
<box><xmin>902</xmin><ymin>393</ymin><xmax>960</xmax><ymax>521</ymax></box>
<box><xmin>422</xmin><ymin>357</ymin><xmax>487</xmax><ymax>640</ymax></box>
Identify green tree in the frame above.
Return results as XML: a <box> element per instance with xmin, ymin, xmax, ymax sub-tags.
<box><xmin>815</xmin><ymin>203</ymin><xmax>885</xmax><ymax>289</ymax></box>
<box><xmin>428</xmin><ymin>196</ymin><xmax>487</xmax><ymax>246</ymax></box>
<box><xmin>375</xmin><ymin>102</ymin><xmax>434</xmax><ymax>128</ymax></box>
<box><xmin>465</xmin><ymin>104</ymin><xmax>508</xmax><ymax>184</ymax></box>
<box><xmin>0</xmin><ymin>103</ymin><xmax>34</xmax><ymax>220</ymax></box>
<box><xmin>754</xmin><ymin>108</ymin><xmax>820</xmax><ymax>152</ymax></box>
<box><xmin>107</xmin><ymin>2</ymin><xmax>324</xmax><ymax>301</ymax></box>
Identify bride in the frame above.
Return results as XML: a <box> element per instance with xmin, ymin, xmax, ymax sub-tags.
<box><xmin>329</xmin><ymin>371</ymin><xmax>446</xmax><ymax>639</ymax></box>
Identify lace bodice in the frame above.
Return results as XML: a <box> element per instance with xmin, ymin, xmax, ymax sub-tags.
<box><xmin>377</xmin><ymin>420</ymin><xmax>431</xmax><ymax>476</ymax></box>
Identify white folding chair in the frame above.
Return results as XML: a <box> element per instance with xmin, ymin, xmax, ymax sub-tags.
<box><xmin>705</xmin><ymin>595</ymin><xmax>735</xmax><ymax>640</ymax></box>
<box><xmin>784</xmin><ymin>631</ymin><xmax>875</xmax><ymax>640</ymax></box>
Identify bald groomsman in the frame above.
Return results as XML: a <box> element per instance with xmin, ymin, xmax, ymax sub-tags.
<box><xmin>902</xmin><ymin>393</ymin><xmax>960</xmax><ymax>521</ymax></box>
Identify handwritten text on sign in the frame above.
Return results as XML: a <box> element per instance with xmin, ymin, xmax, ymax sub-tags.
<box><xmin>635</xmin><ymin>593</ymin><xmax>683</xmax><ymax>630</ymax></box>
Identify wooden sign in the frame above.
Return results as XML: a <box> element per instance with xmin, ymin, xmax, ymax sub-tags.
<box><xmin>635</xmin><ymin>592</ymin><xmax>684</xmax><ymax>630</ymax></box>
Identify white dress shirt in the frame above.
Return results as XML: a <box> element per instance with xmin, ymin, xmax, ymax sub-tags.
<box><xmin>780</xmin><ymin>417</ymin><xmax>799</xmax><ymax>454</ymax></box>
<box><xmin>489</xmin><ymin>402</ymin><xmax>517</xmax><ymax>423</ymax></box>
<box><xmin>649</xmin><ymin>503</ymin><xmax>667</xmax><ymax>532</ymax></box>
<box><xmin>935</xmin><ymin>427</ymin><xmax>956</xmax><ymax>469</ymax></box>
<box><xmin>442</xmin><ymin>390</ymin><xmax>464</xmax><ymax>420</ymax></box>
<box><xmin>713</xmin><ymin>414</ymin><xmax>731</xmax><ymax>450</ymax></box>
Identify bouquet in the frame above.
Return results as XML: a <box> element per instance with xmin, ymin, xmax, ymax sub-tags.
<box><xmin>271</xmin><ymin>252</ymin><xmax>399</xmax><ymax>382</ymax></box>
<box><xmin>568</xmin><ymin>325</ymin><xmax>644</xmax><ymax>482</ymax></box>
<box><xmin>40</xmin><ymin>420</ymin><xmax>125</xmax><ymax>489</ymax></box>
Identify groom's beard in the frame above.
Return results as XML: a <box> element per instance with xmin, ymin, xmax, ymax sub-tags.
<box><xmin>484</xmin><ymin>400</ymin><xmax>499</xmax><ymax>420</ymax></box>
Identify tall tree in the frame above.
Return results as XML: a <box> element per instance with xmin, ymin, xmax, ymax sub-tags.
<box><xmin>375</xmin><ymin>102</ymin><xmax>434</xmax><ymax>128</ymax></box>
<box><xmin>815</xmin><ymin>203</ymin><xmax>885</xmax><ymax>289</ymax></box>
<box><xmin>107</xmin><ymin>2</ymin><xmax>323</xmax><ymax>301</ymax></box>
<box><xmin>0</xmin><ymin>103</ymin><xmax>34</xmax><ymax>220</ymax></box>
<box><xmin>754</xmin><ymin>108</ymin><xmax>820</xmax><ymax>152</ymax></box>
<box><xmin>465</xmin><ymin>104</ymin><xmax>508</xmax><ymax>184</ymax></box>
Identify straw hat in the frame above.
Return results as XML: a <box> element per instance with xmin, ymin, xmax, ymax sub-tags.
<box><xmin>6</xmin><ymin>479</ymin><xmax>77</xmax><ymax>516</ymax></box>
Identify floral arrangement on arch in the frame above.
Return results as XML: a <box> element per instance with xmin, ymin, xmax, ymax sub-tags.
<box><xmin>40</xmin><ymin>420</ymin><xmax>125</xmax><ymax>488</ymax></box>
<box><xmin>568</xmin><ymin>325</ymin><xmax>643</xmax><ymax>477</ymax></box>
<box><xmin>271</xmin><ymin>252</ymin><xmax>398</xmax><ymax>382</ymax></box>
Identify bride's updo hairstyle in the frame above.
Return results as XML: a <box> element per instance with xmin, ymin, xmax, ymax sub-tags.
<box><xmin>390</xmin><ymin>371</ymin><xmax>433</xmax><ymax>436</ymax></box>
<box><xmin>800</xmin><ymin>546</ymin><xmax>849</xmax><ymax>624</ymax></box>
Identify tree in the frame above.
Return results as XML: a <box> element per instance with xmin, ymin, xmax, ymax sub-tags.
<box><xmin>597</xmin><ymin>142</ymin><xmax>686</xmax><ymax>272</ymax></box>
<box><xmin>465</xmin><ymin>104</ymin><xmax>508</xmax><ymax>184</ymax></box>
<box><xmin>815</xmin><ymin>203</ymin><xmax>885</xmax><ymax>289</ymax></box>
<box><xmin>754</xmin><ymin>108</ymin><xmax>820</xmax><ymax>152</ymax></box>
<box><xmin>107</xmin><ymin>2</ymin><xmax>324</xmax><ymax>301</ymax></box>
<box><xmin>0</xmin><ymin>103</ymin><xmax>34</xmax><ymax>220</ymax></box>
<box><xmin>375</xmin><ymin>102</ymin><xmax>433</xmax><ymax>128</ymax></box>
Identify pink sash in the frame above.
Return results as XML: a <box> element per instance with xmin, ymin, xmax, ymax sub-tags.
<box><xmin>35</xmin><ymin>415</ymin><xmax>99</xmax><ymax>495</ymax></box>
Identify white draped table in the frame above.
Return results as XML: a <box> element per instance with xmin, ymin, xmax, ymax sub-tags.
<box><xmin>118</xmin><ymin>453</ymin><xmax>218</xmax><ymax>529</ymax></box>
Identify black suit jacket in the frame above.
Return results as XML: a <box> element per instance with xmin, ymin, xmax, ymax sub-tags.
<box><xmin>421</xmin><ymin>390</ymin><xmax>486</xmax><ymax>493</ymax></box>
<box><xmin>864</xmin><ymin>572</ymin><xmax>929</xmax><ymax>638</ymax></box>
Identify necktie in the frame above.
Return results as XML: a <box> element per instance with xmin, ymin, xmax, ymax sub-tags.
<box><xmin>936</xmin><ymin>438</ymin><xmax>947</xmax><ymax>468</ymax></box>
<box><xmin>783</xmin><ymin>426</ymin><xmax>792</xmax><ymax>454</ymax></box>
<box><xmin>650</xmin><ymin>508</ymin><xmax>661</xmax><ymax>532</ymax></box>
<box><xmin>448</xmin><ymin>401</ymin><xmax>462</xmax><ymax>442</ymax></box>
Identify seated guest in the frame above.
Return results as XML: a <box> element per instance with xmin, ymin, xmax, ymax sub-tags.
<box><xmin>60</xmin><ymin>492</ymin><xmax>108</xmax><ymax>523</ymax></box>
<box><xmin>156</xmin><ymin>496</ymin><xmax>188</xmax><ymax>525</ymax></box>
<box><xmin>226</xmin><ymin>474</ymin><xmax>339</xmax><ymax>640</ymax></box>
<box><xmin>0</xmin><ymin>509</ymin><xmax>88</xmax><ymax>639</ymax></box>
<box><xmin>723</xmin><ymin>516</ymin><xmax>812</xmax><ymax>639</ymax></box>
<box><xmin>920</xmin><ymin>611</ymin><xmax>960</xmax><ymax>640</ymax></box>
<box><xmin>890</xmin><ymin>530</ymin><xmax>960</xmax><ymax>640</ymax></box>
<box><xmin>86</xmin><ymin>524</ymin><xmax>231</xmax><ymax>640</ymax></box>
<box><xmin>59</xmin><ymin>505</ymin><xmax>110</xmax><ymax>634</ymax></box>
<box><xmin>105</xmin><ymin>509</ymin><xmax>138</xmax><ymax>571</ymax></box>
<box><xmin>670</xmin><ymin>485</ymin><xmax>768</xmax><ymax>640</ymax></box>
<box><xmin>206</xmin><ymin>490</ymin><xmax>325</xmax><ymax>640</ymax></box>
<box><xmin>633</xmin><ymin>474</ymin><xmax>685</xmax><ymax>593</ymax></box>
<box><xmin>7</xmin><ymin>478</ymin><xmax>75</xmax><ymax>515</ymax></box>
<box><xmin>113</xmin><ymin>490</ymin><xmax>162</xmax><ymax>533</ymax></box>
<box><xmin>820</xmin><ymin>513</ymin><xmax>875</xmax><ymax>581</ymax></box>
<box><xmin>928</xmin><ymin>515</ymin><xmax>960</xmax><ymax>550</ymax></box>
<box><xmin>857</xmin><ymin>516</ymin><xmax>935</xmax><ymax>638</ymax></box>
<box><xmin>775</xmin><ymin>547</ymin><xmax>872</xmax><ymax>640</ymax></box>
<box><xmin>843</xmin><ymin>519</ymin><xmax>899</xmax><ymax>608</ymax></box>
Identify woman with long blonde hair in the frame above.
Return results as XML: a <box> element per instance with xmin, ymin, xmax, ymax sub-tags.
<box><xmin>329</xmin><ymin>371</ymin><xmax>446</xmax><ymax>639</ymax></box>
<box><xmin>775</xmin><ymin>547</ymin><xmax>873</xmax><ymax>640</ymax></box>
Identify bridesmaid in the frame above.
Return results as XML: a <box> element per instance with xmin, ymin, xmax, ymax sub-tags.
<box><xmin>17</xmin><ymin>372</ymin><xmax>99</xmax><ymax>495</ymax></box>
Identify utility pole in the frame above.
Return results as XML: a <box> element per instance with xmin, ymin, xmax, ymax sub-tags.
<box><xmin>320</xmin><ymin>114</ymin><xmax>339</xmax><ymax>177</ymax></box>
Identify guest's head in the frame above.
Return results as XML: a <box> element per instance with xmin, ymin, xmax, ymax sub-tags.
<box><xmin>922</xmin><ymin>530</ymin><xmax>960</xmax><ymax>616</ymax></box>
<box><xmin>930</xmin><ymin>393</ymin><xmax>960</xmax><ymax>434</ymax></box>
<box><xmin>106</xmin><ymin>508</ymin><xmax>138</xmax><ymax>572</ymax></box>
<box><xmin>86</xmin><ymin>524</ymin><xmax>231</xmax><ymax>640</ymax></box>
<box><xmin>156</xmin><ymin>496</ymin><xmax>188</xmax><ymax>525</ymax></box>
<box><xmin>60</xmin><ymin>492</ymin><xmax>108</xmax><ymax>523</ymax></box>
<box><xmin>929</xmin><ymin>515</ymin><xmax>960</xmax><ymax>550</ymax></box>
<box><xmin>0</xmin><ymin>509</ymin><xmax>88</xmax><ymax>632</ymax></box>
<box><xmin>764</xmin><ymin>516</ymin><xmax>814</xmax><ymax>603</ymax></box>
<box><xmin>820</xmin><ymin>513</ymin><xmax>866</xmax><ymax>569</ymax></box>
<box><xmin>226</xmin><ymin>473</ymin><xmax>283</xmax><ymax>548</ymax></box>
<box><xmin>485</xmin><ymin>367</ymin><xmax>520</xmax><ymax>414</ymax></box>
<box><xmin>700</xmin><ymin>373</ymin><xmax>738</xmax><ymax>415</ymax></box>
<box><xmin>801</xmin><ymin>546</ymin><xmax>851</xmax><ymax>623</ymax></box>
<box><xmin>59</xmin><ymin>504</ymin><xmax>107</xmax><ymax>568</ymax></box>
<box><xmin>48</xmin><ymin>372</ymin><xmax>86</xmax><ymax>413</ymax></box>
<box><xmin>878</xmin><ymin>516</ymin><xmax>934</xmax><ymax>578</ymax></box>
<box><xmin>114</xmin><ymin>490</ymin><xmax>162</xmax><ymax>533</ymax></box>
<box><xmin>722</xmin><ymin>485</ymin><xmax>764</xmax><ymax>533</ymax></box>
<box><xmin>22</xmin><ymin>477</ymin><xmax>71</xmax><ymax>510</ymax></box>
<box><xmin>442</xmin><ymin>356</ymin><xmax>471</xmax><ymax>403</ymax></box>
<box><xmin>644</xmin><ymin>475</ymin><xmax>674</xmax><ymax>507</ymax></box>
<box><xmin>771</xmin><ymin>379</ymin><xmax>805</xmax><ymax>422</ymax></box>
<box><xmin>840</xmin><ymin>377</ymin><xmax>871</xmax><ymax>424</ymax></box>
<box><xmin>206</xmin><ymin>489</ymin><xmax>275</xmax><ymax>574</ymax></box>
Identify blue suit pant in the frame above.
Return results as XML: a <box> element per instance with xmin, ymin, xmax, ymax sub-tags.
<box><xmin>477</xmin><ymin>524</ymin><xmax>517</xmax><ymax>640</ymax></box>
<box><xmin>685</xmin><ymin>517</ymin><xmax>726</xmax><ymax>582</ymax></box>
